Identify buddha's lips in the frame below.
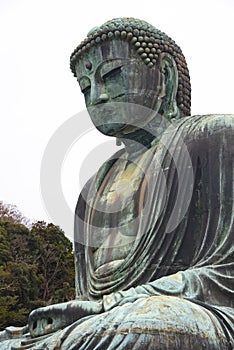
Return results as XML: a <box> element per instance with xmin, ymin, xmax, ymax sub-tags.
<box><xmin>88</xmin><ymin>103</ymin><xmax>155</xmax><ymax>127</ymax></box>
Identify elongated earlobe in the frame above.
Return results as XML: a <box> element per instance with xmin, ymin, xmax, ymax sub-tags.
<box><xmin>116</xmin><ymin>138</ymin><xmax>122</xmax><ymax>146</ymax></box>
<box><xmin>158</xmin><ymin>53</ymin><xmax>180</xmax><ymax>119</ymax></box>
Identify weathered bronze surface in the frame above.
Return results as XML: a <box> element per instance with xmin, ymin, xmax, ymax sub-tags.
<box><xmin>1</xmin><ymin>17</ymin><xmax>233</xmax><ymax>349</ymax></box>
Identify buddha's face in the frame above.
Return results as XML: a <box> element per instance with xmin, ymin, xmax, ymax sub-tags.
<box><xmin>75</xmin><ymin>39</ymin><xmax>165</xmax><ymax>137</ymax></box>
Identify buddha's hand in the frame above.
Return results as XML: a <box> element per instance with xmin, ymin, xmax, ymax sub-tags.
<box><xmin>103</xmin><ymin>288</ymin><xmax>149</xmax><ymax>311</ymax></box>
<box><xmin>28</xmin><ymin>300</ymin><xmax>103</xmax><ymax>338</ymax></box>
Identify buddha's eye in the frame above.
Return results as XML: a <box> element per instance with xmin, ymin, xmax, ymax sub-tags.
<box><xmin>82</xmin><ymin>86</ymin><xmax>91</xmax><ymax>95</ymax></box>
<box><xmin>79</xmin><ymin>78</ymin><xmax>91</xmax><ymax>95</ymax></box>
<box><xmin>102</xmin><ymin>66</ymin><xmax>122</xmax><ymax>81</ymax></box>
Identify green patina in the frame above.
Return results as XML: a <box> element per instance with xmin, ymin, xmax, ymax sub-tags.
<box><xmin>1</xmin><ymin>18</ymin><xmax>233</xmax><ymax>350</ymax></box>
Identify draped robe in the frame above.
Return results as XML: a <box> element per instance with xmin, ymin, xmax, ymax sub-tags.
<box><xmin>73</xmin><ymin>114</ymin><xmax>234</xmax><ymax>348</ymax></box>
<box><xmin>1</xmin><ymin>114</ymin><xmax>233</xmax><ymax>349</ymax></box>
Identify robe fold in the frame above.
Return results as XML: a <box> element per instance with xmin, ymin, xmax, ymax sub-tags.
<box><xmin>74</xmin><ymin>114</ymin><xmax>234</xmax><ymax>346</ymax></box>
<box><xmin>1</xmin><ymin>114</ymin><xmax>233</xmax><ymax>349</ymax></box>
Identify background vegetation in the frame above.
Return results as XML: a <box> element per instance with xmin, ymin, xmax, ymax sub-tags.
<box><xmin>0</xmin><ymin>201</ymin><xmax>75</xmax><ymax>330</ymax></box>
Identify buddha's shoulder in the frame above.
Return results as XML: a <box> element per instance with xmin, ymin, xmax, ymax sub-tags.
<box><xmin>177</xmin><ymin>114</ymin><xmax>234</xmax><ymax>139</ymax></box>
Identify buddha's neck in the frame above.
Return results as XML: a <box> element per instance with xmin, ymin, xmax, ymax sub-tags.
<box><xmin>121</xmin><ymin>129</ymin><xmax>156</xmax><ymax>156</ymax></box>
<box><xmin>119</xmin><ymin>116</ymin><xmax>169</xmax><ymax>157</ymax></box>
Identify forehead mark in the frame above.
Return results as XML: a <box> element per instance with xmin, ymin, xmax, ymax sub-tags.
<box><xmin>85</xmin><ymin>61</ymin><xmax>92</xmax><ymax>70</ymax></box>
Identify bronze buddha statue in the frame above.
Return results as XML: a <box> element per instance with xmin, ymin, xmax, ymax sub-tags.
<box><xmin>1</xmin><ymin>17</ymin><xmax>233</xmax><ymax>350</ymax></box>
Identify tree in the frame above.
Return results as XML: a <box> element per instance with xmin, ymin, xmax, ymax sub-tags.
<box><xmin>0</xmin><ymin>226</ymin><xmax>12</xmax><ymax>265</ymax></box>
<box><xmin>0</xmin><ymin>204</ymin><xmax>75</xmax><ymax>330</ymax></box>
<box><xmin>30</xmin><ymin>221</ymin><xmax>75</xmax><ymax>304</ymax></box>
<box><xmin>0</xmin><ymin>201</ymin><xmax>30</xmax><ymax>227</ymax></box>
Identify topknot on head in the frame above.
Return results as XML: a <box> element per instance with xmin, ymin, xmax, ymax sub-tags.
<box><xmin>70</xmin><ymin>17</ymin><xmax>168</xmax><ymax>73</ymax></box>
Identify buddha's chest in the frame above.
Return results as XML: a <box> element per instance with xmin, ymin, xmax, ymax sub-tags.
<box><xmin>87</xmin><ymin>155</ymin><xmax>148</xmax><ymax>274</ymax></box>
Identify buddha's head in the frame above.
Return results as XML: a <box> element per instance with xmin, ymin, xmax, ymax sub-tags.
<box><xmin>70</xmin><ymin>18</ymin><xmax>191</xmax><ymax>138</ymax></box>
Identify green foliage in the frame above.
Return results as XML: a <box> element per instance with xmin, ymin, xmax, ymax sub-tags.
<box><xmin>0</xmin><ymin>201</ymin><xmax>30</xmax><ymax>226</ymax></box>
<box><xmin>29</xmin><ymin>221</ymin><xmax>75</xmax><ymax>303</ymax></box>
<box><xmin>0</xmin><ymin>226</ymin><xmax>12</xmax><ymax>264</ymax></box>
<box><xmin>0</xmin><ymin>204</ymin><xmax>75</xmax><ymax>330</ymax></box>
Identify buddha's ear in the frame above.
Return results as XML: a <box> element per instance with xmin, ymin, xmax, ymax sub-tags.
<box><xmin>158</xmin><ymin>53</ymin><xmax>180</xmax><ymax>119</ymax></box>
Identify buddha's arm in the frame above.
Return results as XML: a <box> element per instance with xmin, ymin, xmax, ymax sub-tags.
<box><xmin>103</xmin><ymin>116</ymin><xmax>234</xmax><ymax>312</ymax></box>
<box><xmin>28</xmin><ymin>300</ymin><xmax>103</xmax><ymax>337</ymax></box>
<box><xmin>103</xmin><ymin>265</ymin><xmax>233</xmax><ymax>311</ymax></box>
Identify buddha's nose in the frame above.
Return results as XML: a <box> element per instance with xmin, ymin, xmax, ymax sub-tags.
<box><xmin>99</xmin><ymin>93</ymin><xmax>109</xmax><ymax>102</ymax></box>
<box><xmin>90</xmin><ymin>86</ymin><xmax>109</xmax><ymax>105</ymax></box>
<box><xmin>92</xmin><ymin>93</ymin><xmax>109</xmax><ymax>105</ymax></box>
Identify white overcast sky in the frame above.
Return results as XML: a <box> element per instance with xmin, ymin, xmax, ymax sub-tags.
<box><xmin>0</xmin><ymin>0</ymin><xmax>233</xmax><ymax>240</ymax></box>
